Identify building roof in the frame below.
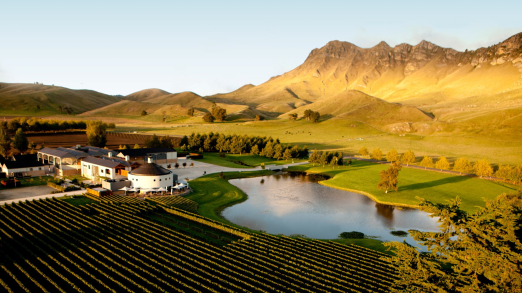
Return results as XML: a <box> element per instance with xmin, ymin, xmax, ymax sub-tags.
<box><xmin>71</xmin><ymin>145</ymin><xmax>117</xmax><ymax>157</ymax></box>
<box><xmin>3</xmin><ymin>161</ymin><xmax>45</xmax><ymax>170</ymax></box>
<box><xmin>38</xmin><ymin>147</ymin><xmax>76</xmax><ymax>159</ymax></box>
<box><xmin>12</xmin><ymin>154</ymin><xmax>38</xmax><ymax>162</ymax></box>
<box><xmin>129</xmin><ymin>162</ymin><xmax>172</xmax><ymax>176</ymax></box>
<box><xmin>82</xmin><ymin>156</ymin><xmax>125</xmax><ymax>169</ymax></box>
<box><xmin>98</xmin><ymin>155</ymin><xmax>137</xmax><ymax>167</ymax></box>
<box><xmin>57</xmin><ymin>147</ymin><xmax>89</xmax><ymax>158</ymax></box>
<box><xmin>118</xmin><ymin>147</ymin><xmax>176</xmax><ymax>158</ymax></box>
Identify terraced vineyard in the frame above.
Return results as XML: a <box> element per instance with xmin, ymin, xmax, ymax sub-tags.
<box><xmin>147</xmin><ymin>195</ymin><xmax>199</xmax><ymax>213</ymax></box>
<box><xmin>0</xmin><ymin>198</ymin><xmax>398</xmax><ymax>292</ymax></box>
<box><xmin>84</xmin><ymin>193</ymin><xmax>147</xmax><ymax>205</ymax></box>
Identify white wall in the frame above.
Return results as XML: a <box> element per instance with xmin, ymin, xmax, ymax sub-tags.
<box><xmin>128</xmin><ymin>172</ymin><xmax>174</xmax><ymax>188</ymax></box>
<box><xmin>81</xmin><ymin>162</ymin><xmax>116</xmax><ymax>180</ymax></box>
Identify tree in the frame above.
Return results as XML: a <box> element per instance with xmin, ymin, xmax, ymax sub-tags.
<box><xmin>251</xmin><ymin>145</ymin><xmax>260</xmax><ymax>155</ymax></box>
<box><xmin>29</xmin><ymin>141</ymin><xmax>37</xmax><ymax>149</ymax></box>
<box><xmin>311</xmin><ymin>111</ymin><xmax>320</xmax><ymax>123</ymax></box>
<box><xmin>174</xmin><ymin>163</ymin><xmax>179</xmax><ymax>169</ymax></box>
<box><xmin>187</xmin><ymin>108</ymin><xmax>194</xmax><ymax>116</ymax></box>
<box><xmin>145</xmin><ymin>134</ymin><xmax>161</xmax><ymax>148</ymax></box>
<box><xmin>377</xmin><ymin>162</ymin><xmax>402</xmax><ymax>193</ymax></box>
<box><xmin>282</xmin><ymin>148</ymin><xmax>292</xmax><ymax>161</ymax></box>
<box><xmin>370</xmin><ymin>148</ymin><xmax>382</xmax><ymax>161</ymax></box>
<box><xmin>453</xmin><ymin>157</ymin><xmax>472</xmax><ymax>174</ymax></box>
<box><xmin>180</xmin><ymin>135</ymin><xmax>189</xmax><ymax>147</ymax></box>
<box><xmin>133</xmin><ymin>144</ymin><xmax>140</xmax><ymax>149</ymax></box>
<box><xmin>330</xmin><ymin>156</ymin><xmax>339</xmax><ymax>169</ymax></box>
<box><xmin>12</xmin><ymin>128</ymin><xmax>28</xmax><ymax>152</ymax></box>
<box><xmin>319</xmin><ymin>152</ymin><xmax>328</xmax><ymax>167</ymax></box>
<box><xmin>203</xmin><ymin>113</ymin><xmax>214</xmax><ymax>123</ymax></box>
<box><xmin>401</xmin><ymin>150</ymin><xmax>416</xmax><ymax>166</ymax></box>
<box><xmin>304</xmin><ymin>109</ymin><xmax>313</xmax><ymax>121</ymax></box>
<box><xmin>435</xmin><ymin>156</ymin><xmax>450</xmax><ymax>170</ymax></box>
<box><xmin>309</xmin><ymin>150</ymin><xmax>320</xmax><ymax>166</ymax></box>
<box><xmin>86</xmin><ymin>121</ymin><xmax>107</xmax><ymax>147</ymax></box>
<box><xmin>419</xmin><ymin>156</ymin><xmax>434</xmax><ymax>169</ymax></box>
<box><xmin>0</xmin><ymin>128</ymin><xmax>11</xmax><ymax>156</ymax></box>
<box><xmin>473</xmin><ymin>159</ymin><xmax>493</xmax><ymax>178</ymax></box>
<box><xmin>385</xmin><ymin>193</ymin><xmax>522</xmax><ymax>292</ymax></box>
<box><xmin>273</xmin><ymin>144</ymin><xmax>283</xmax><ymax>160</ymax></box>
<box><xmin>160</xmin><ymin>135</ymin><xmax>174</xmax><ymax>149</ymax></box>
<box><xmin>141</xmin><ymin>110</ymin><xmax>147</xmax><ymax>116</ymax></box>
<box><xmin>288</xmin><ymin>113</ymin><xmax>298</xmax><ymax>121</ymax></box>
<box><xmin>386</xmin><ymin>149</ymin><xmax>399</xmax><ymax>162</ymax></box>
<box><xmin>509</xmin><ymin>165</ymin><xmax>522</xmax><ymax>184</ymax></box>
<box><xmin>254</xmin><ymin>115</ymin><xmax>264</xmax><ymax>121</ymax></box>
<box><xmin>182</xmin><ymin>162</ymin><xmax>187</xmax><ymax>168</ymax></box>
<box><xmin>359</xmin><ymin>147</ymin><xmax>369</xmax><ymax>157</ymax></box>
<box><xmin>211</xmin><ymin>106</ymin><xmax>227</xmax><ymax>122</ymax></box>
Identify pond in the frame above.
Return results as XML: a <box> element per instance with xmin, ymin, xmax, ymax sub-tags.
<box><xmin>223</xmin><ymin>173</ymin><xmax>440</xmax><ymax>249</ymax></box>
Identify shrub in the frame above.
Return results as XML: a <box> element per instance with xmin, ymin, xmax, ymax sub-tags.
<box><xmin>338</xmin><ymin>231</ymin><xmax>365</xmax><ymax>239</ymax></box>
<box><xmin>390</xmin><ymin>230</ymin><xmax>409</xmax><ymax>237</ymax></box>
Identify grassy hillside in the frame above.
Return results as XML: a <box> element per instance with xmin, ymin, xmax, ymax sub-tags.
<box><xmin>0</xmin><ymin>82</ymin><xmax>120</xmax><ymax>115</ymax></box>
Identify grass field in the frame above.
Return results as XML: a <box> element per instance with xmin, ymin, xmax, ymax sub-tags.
<box><xmin>287</xmin><ymin>160</ymin><xmax>518</xmax><ymax>213</ymax></box>
<box><xmin>193</xmin><ymin>152</ymin><xmax>306</xmax><ymax>168</ymax></box>
<box><xmin>0</xmin><ymin>176</ymin><xmax>55</xmax><ymax>190</ymax></box>
<box><xmin>111</xmin><ymin>118</ymin><xmax>522</xmax><ymax>166</ymax></box>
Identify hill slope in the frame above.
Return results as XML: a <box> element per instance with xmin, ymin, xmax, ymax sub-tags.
<box><xmin>0</xmin><ymin>82</ymin><xmax>120</xmax><ymax>114</ymax></box>
<box><xmin>210</xmin><ymin>32</ymin><xmax>522</xmax><ymax>126</ymax></box>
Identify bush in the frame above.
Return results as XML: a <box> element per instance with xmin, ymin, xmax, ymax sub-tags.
<box><xmin>390</xmin><ymin>230</ymin><xmax>409</xmax><ymax>237</ymax></box>
<box><xmin>338</xmin><ymin>231</ymin><xmax>365</xmax><ymax>239</ymax></box>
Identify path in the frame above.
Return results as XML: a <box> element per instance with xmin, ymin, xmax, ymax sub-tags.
<box><xmin>172</xmin><ymin>158</ymin><xmax>308</xmax><ymax>181</ymax></box>
<box><xmin>0</xmin><ymin>189</ymin><xmax>86</xmax><ymax>205</ymax></box>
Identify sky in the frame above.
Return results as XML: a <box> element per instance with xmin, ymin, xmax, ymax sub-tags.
<box><xmin>1</xmin><ymin>0</ymin><xmax>521</xmax><ymax>96</ymax></box>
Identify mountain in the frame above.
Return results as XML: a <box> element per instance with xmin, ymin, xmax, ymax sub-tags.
<box><xmin>210</xmin><ymin>32</ymin><xmax>522</xmax><ymax>126</ymax></box>
<box><xmin>0</xmin><ymin>82</ymin><xmax>121</xmax><ymax>114</ymax></box>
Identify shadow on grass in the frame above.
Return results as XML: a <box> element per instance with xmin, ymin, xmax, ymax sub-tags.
<box><xmin>399</xmin><ymin>175</ymin><xmax>470</xmax><ymax>191</ymax></box>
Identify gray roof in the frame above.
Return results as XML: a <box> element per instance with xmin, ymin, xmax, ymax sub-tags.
<box><xmin>38</xmin><ymin>148</ymin><xmax>76</xmax><ymax>159</ymax></box>
<box><xmin>99</xmin><ymin>155</ymin><xmax>135</xmax><ymax>167</ymax></box>
<box><xmin>82</xmin><ymin>156</ymin><xmax>125</xmax><ymax>169</ymax></box>
<box><xmin>57</xmin><ymin>147</ymin><xmax>89</xmax><ymax>158</ymax></box>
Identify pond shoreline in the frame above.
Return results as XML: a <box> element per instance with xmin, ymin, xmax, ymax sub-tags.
<box><xmin>285</xmin><ymin>169</ymin><xmax>422</xmax><ymax>210</ymax></box>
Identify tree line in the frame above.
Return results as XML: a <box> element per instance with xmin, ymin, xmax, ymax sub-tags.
<box><xmin>308</xmin><ymin>150</ymin><xmax>345</xmax><ymax>167</ymax></box>
<box><xmin>1</xmin><ymin>117</ymin><xmax>115</xmax><ymax>133</ymax></box>
<box><xmin>179</xmin><ymin>132</ymin><xmax>309</xmax><ymax>159</ymax></box>
<box><xmin>359</xmin><ymin>146</ymin><xmax>522</xmax><ymax>184</ymax></box>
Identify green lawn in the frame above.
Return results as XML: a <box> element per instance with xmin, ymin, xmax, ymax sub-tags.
<box><xmin>287</xmin><ymin>160</ymin><xmax>518</xmax><ymax>213</ymax></box>
<box><xmin>192</xmin><ymin>152</ymin><xmax>306</xmax><ymax>168</ymax></box>
<box><xmin>0</xmin><ymin>176</ymin><xmax>56</xmax><ymax>190</ymax></box>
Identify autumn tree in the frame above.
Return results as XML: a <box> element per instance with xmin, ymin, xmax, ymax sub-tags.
<box><xmin>419</xmin><ymin>156</ymin><xmax>434</xmax><ymax>169</ymax></box>
<box><xmin>0</xmin><ymin>128</ymin><xmax>11</xmax><ymax>156</ymax></box>
<box><xmin>370</xmin><ymin>148</ymin><xmax>382</xmax><ymax>161</ymax></box>
<box><xmin>359</xmin><ymin>147</ymin><xmax>369</xmax><ymax>157</ymax></box>
<box><xmin>283</xmin><ymin>149</ymin><xmax>292</xmax><ymax>161</ymax></box>
<box><xmin>203</xmin><ymin>113</ymin><xmax>214</xmax><ymax>123</ymax></box>
<box><xmin>309</xmin><ymin>150</ymin><xmax>320</xmax><ymax>166</ymax></box>
<box><xmin>377</xmin><ymin>162</ymin><xmax>402</xmax><ymax>193</ymax></box>
<box><xmin>435</xmin><ymin>156</ymin><xmax>450</xmax><ymax>171</ymax></box>
<box><xmin>133</xmin><ymin>144</ymin><xmax>140</xmax><ymax>149</ymax></box>
<box><xmin>211</xmin><ymin>106</ymin><xmax>227</xmax><ymax>122</ymax></box>
<box><xmin>401</xmin><ymin>150</ymin><xmax>416</xmax><ymax>166</ymax></box>
<box><xmin>254</xmin><ymin>115</ymin><xmax>263</xmax><ymax>121</ymax></box>
<box><xmin>386</xmin><ymin>149</ymin><xmax>399</xmax><ymax>162</ymax></box>
<box><xmin>473</xmin><ymin>159</ymin><xmax>493</xmax><ymax>178</ymax></box>
<box><xmin>386</xmin><ymin>193</ymin><xmax>522</xmax><ymax>292</ymax></box>
<box><xmin>319</xmin><ymin>152</ymin><xmax>328</xmax><ymax>167</ymax></box>
<box><xmin>86</xmin><ymin>121</ymin><xmax>107</xmax><ymax>147</ymax></box>
<box><xmin>453</xmin><ymin>157</ymin><xmax>472</xmax><ymax>174</ymax></box>
<box><xmin>187</xmin><ymin>108</ymin><xmax>194</xmax><ymax>116</ymax></box>
<box><xmin>12</xmin><ymin>128</ymin><xmax>29</xmax><ymax>152</ymax></box>
<box><xmin>509</xmin><ymin>165</ymin><xmax>522</xmax><ymax>184</ymax></box>
<box><xmin>251</xmin><ymin>144</ymin><xmax>260</xmax><ymax>155</ymax></box>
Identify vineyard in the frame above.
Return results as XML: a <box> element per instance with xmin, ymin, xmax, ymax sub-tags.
<box><xmin>146</xmin><ymin>195</ymin><xmax>199</xmax><ymax>213</ymax></box>
<box><xmin>0</xmin><ymin>198</ymin><xmax>398</xmax><ymax>292</ymax></box>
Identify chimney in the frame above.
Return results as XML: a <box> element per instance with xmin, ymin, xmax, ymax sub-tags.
<box><xmin>108</xmin><ymin>152</ymin><xmax>112</xmax><ymax>158</ymax></box>
<box><xmin>147</xmin><ymin>156</ymin><xmax>154</xmax><ymax>164</ymax></box>
<box><xmin>76</xmin><ymin>144</ymin><xmax>81</xmax><ymax>149</ymax></box>
<box><xmin>125</xmin><ymin>155</ymin><xmax>130</xmax><ymax>161</ymax></box>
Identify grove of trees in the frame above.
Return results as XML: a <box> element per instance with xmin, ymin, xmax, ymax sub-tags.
<box><xmin>179</xmin><ymin>132</ymin><xmax>309</xmax><ymax>160</ymax></box>
<box><xmin>0</xmin><ymin>117</ymin><xmax>100</xmax><ymax>133</ymax></box>
<box><xmin>303</xmin><ymin>109</ymin><xmax>320</xmax><ymax>122</ymax></box>
<box><xmin>86</xmin><ymin>121</ymin><xmax>109</xmax><ymax>147</ymax></box>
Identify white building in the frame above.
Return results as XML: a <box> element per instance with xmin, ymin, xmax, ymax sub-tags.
<box><xmin>2</xmin><ymin>161</ymin><xmax>48</xmax><ymax>178</ymax></box>
<box><xmin>81</xmin><ymin>156</ymin><xmax>128</xmax><ymax>181</ymax></box>
<box><xmin>128</xmin><ymin>157</ymin><xmax>178</xmax><ymax>189</ymax></box>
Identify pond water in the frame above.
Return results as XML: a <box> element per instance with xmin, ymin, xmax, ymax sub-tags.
<box><xmin>223</xmin><ymin>173</ymin><xmax>440</xmax><ymax>249</ymax></box>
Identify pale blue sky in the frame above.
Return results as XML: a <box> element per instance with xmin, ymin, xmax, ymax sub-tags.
<box><xmin>1</xmin><ymin>0</ymin><xmax>521</xmax><ymax>96</ymax></box>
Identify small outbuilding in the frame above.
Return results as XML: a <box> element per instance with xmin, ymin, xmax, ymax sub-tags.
<box><xmin>2</xmin><ymin>161</ymin><xmax>47</xmax><ymax>178</ymax></box>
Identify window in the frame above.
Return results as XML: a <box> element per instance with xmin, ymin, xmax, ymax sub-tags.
<box><xmin>39</xmin><ymin>167</ymin><xmax>42</xmax><ymax>170</ymax></box>
<box><xmin>30</xmin><ymin>168</ymin><xmax>33</xmax><ymax>171</ymax></box>
<box><xmin>154</xmin><ymin>179</ymin><xmax>156</xmax><ymax>182</ymax></box>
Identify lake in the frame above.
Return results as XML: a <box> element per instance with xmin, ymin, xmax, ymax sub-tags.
<box><xmin>223</xmin><ymin>172</ymin><xmax>440</xmax><ymax>249</ymax></box>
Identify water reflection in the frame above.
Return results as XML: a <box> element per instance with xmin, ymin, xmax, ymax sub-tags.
<box><xmin>223</xmin><ymin>173</ymin><xmax>439</xmax><ymax>250</ymax></box>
